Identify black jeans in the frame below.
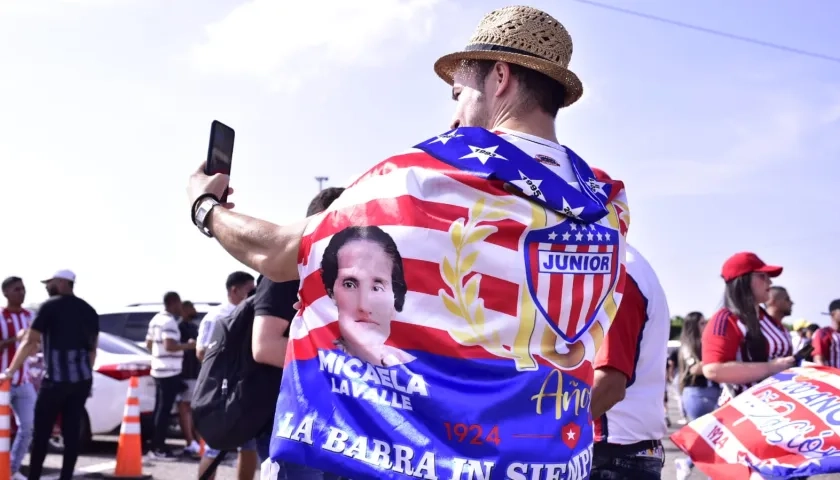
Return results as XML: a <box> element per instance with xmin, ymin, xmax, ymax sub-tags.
<box><xmin>591</xmin><ymin>441</ymin><xmax>665</xmax><ymax>480</ymax></box>
<box><xmin>28</xmin><ymin>378</ymin><xmax>92</xmax><ymax>480</ymax></box>
<box><xmin>152</xmin><ymin>375</ymin><xmax>185</xmax><ymax>451</ymax></box>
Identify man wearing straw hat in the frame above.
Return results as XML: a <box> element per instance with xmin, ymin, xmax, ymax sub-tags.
<box><xmin>188</xmin><ymin>6</ymin><xmax>631</xmax><ymax>479</ymax></box>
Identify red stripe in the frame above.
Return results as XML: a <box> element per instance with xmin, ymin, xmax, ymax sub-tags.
<box><xmin>671</xmin><ymin>426</ymin><xmax>754</xmax><ymax>480</ymax></box>
<box><xmin>299</xmin><ymin>258</ymin><xmax>521</xmax><ymax>318</ymax></box>
<box><xmin>299</xmin><ymin>194</ymin><xmax>527</xmax><ymax>267</ymax></box>
<box><xmin>545</xmin><ymin>244</ymin><xmax>564</xmax><ymax>328</ymax></box>
<box><xmin>289</xmin><ymin>321</ymin><xmax>595</xmax><ymax>382</ymax></box>
<box><xmin>712</xmin><ymin>401</ymin><xmax>804</xmax><ymax>464</ymax></box>
<box><xmin>349</xmin><ymin>152</ymin><xmax>513</xmax><ymax>198</ymax></box>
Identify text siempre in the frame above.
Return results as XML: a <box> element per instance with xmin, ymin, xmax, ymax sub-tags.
<box><xmin>276</xmin><ymin>412</ymin><xmax>593</xmax><ymax>480</ymax></box>
<box><xmin>319</xmin><ymin>349</ymin><xmax>429</xmax><ymax>411</ymax></box>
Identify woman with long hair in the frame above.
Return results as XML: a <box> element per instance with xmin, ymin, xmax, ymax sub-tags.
<box><xmin>701</xmin><ymin>252</ymin><xmax>796</xmax><ymax>404</ymax></box>
<box><xmin>673</xmin><ymin>312</ymin><xmax>721</xmax><ymax>480</ymax></box>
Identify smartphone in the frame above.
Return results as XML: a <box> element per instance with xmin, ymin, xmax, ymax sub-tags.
<box><xmin>794</xmin><ymin>344</ymin><xmax>814</xmax><ymax>362</ymax></box>
<box><xmin>205</xmin><ymin>120</ymin><xmax>235</xmax><ymax>203</ymax></box>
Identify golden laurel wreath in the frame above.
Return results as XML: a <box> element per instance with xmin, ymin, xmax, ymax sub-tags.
<box><xmin>439</xmin><ymin>197</ymin><xmax>516</xmax><ymax>359</ymax></box>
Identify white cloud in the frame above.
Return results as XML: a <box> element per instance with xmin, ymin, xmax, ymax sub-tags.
<box><xmin>190</xmin><ymin>0</ymin><xmax>445</xmax><ymax>90</ymax></box>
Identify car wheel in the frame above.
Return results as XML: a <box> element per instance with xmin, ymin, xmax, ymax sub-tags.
<box><xmin>47</xmin><ymin>412</ymin><xmax>91</xmax><ymax>454</ymax></box>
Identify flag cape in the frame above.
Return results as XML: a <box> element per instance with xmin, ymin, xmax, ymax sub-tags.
<box><xmin>268</xmin><ymin>127</ymin><xmax>630</xmax><ymax>479</ymax></box>
<box><xmin>671</xmin><ymin>366</ymin><xmax>840</xmax><ymax>479</ymax></box>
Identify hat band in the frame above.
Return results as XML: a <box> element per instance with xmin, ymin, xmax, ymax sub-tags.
<box><xmin>463</xmin><ymin>43</ymin><xmax>551</xmax><ymax>63</ymax></box>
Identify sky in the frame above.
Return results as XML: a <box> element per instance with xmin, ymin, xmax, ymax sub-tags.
<box><xmin>1</xmin><ymin>0</ymin><xmax>838</xmax><ymax>325</ymax></box>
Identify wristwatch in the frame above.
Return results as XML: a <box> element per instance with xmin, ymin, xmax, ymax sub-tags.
<box><xmin>193</xmin><ymin>195</ymin><xmax>220</xmax><ymax>237</ymax></box>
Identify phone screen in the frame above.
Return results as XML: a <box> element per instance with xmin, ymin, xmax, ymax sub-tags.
<box><xmin>205</xmin><ymin>120</ymin><xmax>235</xmax><ymax>201</ymax></box>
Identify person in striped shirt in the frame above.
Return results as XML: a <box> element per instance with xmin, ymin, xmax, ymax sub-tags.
<box><xmin>1</xmin><ymin>276</ymin><xmax>36</xmax><ymax>480</ymax></box>
<box><xmin>812</xmin><ymin>299</ymin><xmax>840</xmax><ymax>367</ymax></box>
<box><xmin>701</xmin><ymin>252</ymin><xmax>796</xmax><ymax>406</ymax></box>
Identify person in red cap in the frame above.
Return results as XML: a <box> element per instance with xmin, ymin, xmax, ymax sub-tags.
<box><xmin>700</xmin><ymin>252</ymin><xmax>795</xmax><ymax>407</ymax></box>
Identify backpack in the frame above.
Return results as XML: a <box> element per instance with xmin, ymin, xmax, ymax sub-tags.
<box><xmin>191</xmin><ymin>298</ymin><xmax>283</xmax><ymax>451</ymax></box>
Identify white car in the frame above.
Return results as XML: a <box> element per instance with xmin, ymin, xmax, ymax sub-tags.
<box><xmin>97</xmin><ymin>302</ymin><xmax>220</xmax><ymax>350</ymax></box>
<box><xmin>45</xmin><ymin>332</ymin><xmax>157</xmax><ymax>452</ymax></box>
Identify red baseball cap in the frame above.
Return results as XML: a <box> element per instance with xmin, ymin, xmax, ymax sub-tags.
<box><xmin>591</xmin><ymin>167</ymin><xmax>612</xmax><ymax>181</ymax></box>
<box><xmin>720</xmin><ymin>252</ymin><xmax>782</xmax><ymax>282</ymax></box>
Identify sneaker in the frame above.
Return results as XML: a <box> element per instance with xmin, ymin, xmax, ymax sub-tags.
<box><xmin>148</xmin><ymin>449</ymin><xmax>178</xmax><ymax>462</ymax></box>
<box><xmin>12</xmin><ymin>472</ymin><xmax>27</xmax><ymax>480</ymax></box>
<box><xmin>184</xmin><ymin>440</ymin><xmax>201</xmax><ymax>455</ymax></box>
<box><xmin>674</xmin><ymin>458</ymin><xmax>692</xmax><ymax>480</ymax></box>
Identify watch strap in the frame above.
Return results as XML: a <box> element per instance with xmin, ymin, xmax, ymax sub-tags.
<box><xmin>192</xmin><ymin>194</ymin><xmax>220</xmax><ymax>237</ymax></box>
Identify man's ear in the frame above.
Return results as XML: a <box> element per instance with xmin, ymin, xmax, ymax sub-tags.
<box><xmin>492</xmin><ymin>61</ymin><xmax>514</xmax><ymax>98</ymax></box>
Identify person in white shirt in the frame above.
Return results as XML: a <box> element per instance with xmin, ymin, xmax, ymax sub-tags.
<box><xmin>196</xmin><ymin>271</ymin><xmax>257</xmax><ymax>480</ymax></box>
<box><xmin>145</xmin><ymin>291</ymin><xmax>196</xmax><ymax>461</ymax></box>
<box><xmin>588</xmin><ymin>201</ymin><xmax>670</xmax><ymax>480</ymax></box>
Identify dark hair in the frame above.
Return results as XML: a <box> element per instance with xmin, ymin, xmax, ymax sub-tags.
<box><xmin>226</xmin><ymin>271</ymin><xmax>255</xmax><ymax>291</ymax></box>
<box><xmin>724</xmin><ymin>274</ymin><xmax>766</xmax><ymax>362</ymax></box>
<box><xmin>1</xmin><ymin>276</ymin><xmax>22</xmax><ymax>292</ymax></box>
<box><xmin>462</xmin><ymin>59</ymin><xmax>567</xmax><ymax>117</ymax></box>
<box><xmin>307</xmin><ymin>187</ymin><xmax>345</xmax><ymax>217</ymax></box>
<box><xmin>182</xmin><ymin>300</ymin><xmax>194</xmax><ymax>308</ymax></box>
<box><xmin>163</xmin><ymin>291</ymin><xmax>181</xmax><ymax>307</ymax></box>
<box><xmin>769</xmin><ymin>286</ymin><xmax>788</xmax><ymax>299</ymax></box>
<box><xmin>678</xmin><ymin>311</ymin><xmax>705</xmax><ymax>391</ymax></box>
<box><xmin>320</xmin><ymin>226</ymin><xmax>407</xmax><ymax>312</ymax></box>
<box><xmin>807</xmin><ymin>324</ymin><xmax>820</xmax><ymax>334</ymax></box>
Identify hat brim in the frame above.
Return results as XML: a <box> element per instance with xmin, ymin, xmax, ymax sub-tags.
<box><xmin>433</xmin><ymin>50</ymin><xmax>583</xmax><ymax>108</ymax></box>
<box><xmin>757</xmin><ymin>265</ymin><xmax>783</xmax><ymax>277</ymax></box>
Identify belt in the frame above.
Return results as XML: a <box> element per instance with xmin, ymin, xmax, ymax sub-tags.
<box><xmin>594</xmin><ymin>440</ymin><xmax>661</xmax><ymax>459</ymax></box>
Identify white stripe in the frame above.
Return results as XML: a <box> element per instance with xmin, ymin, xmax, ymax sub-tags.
<box><xmin>120</xmin><ymin>421</ymin><xmax>141</xmax><ymax>435</ymax></box>
<box><xmin>0</xmin><ymin>391</ymin><xmax>9</xmax><ymax>405</ymax></box>
<box><xmin>301</xmin><ymin>225</ymin><xmax>526</xmax><ymax>283</ymax></box>
<box><xmin>0</xmin><ymin>437</ymin><xmax>9</xmax><ymax>452</ymax></box>
<box><xmin>0</xmin><ymin>416</ymin><xmax>9</xmax><ymax>429</ymax></box>
<box><xmin>41</xmin><ymin>461</ymin><xmax>117</xmax><ymax>480</ymax></box>
<box><xmin>689</xmin><ymin>413</ymin><xmax>755</xmax><ymax>464</ymax></box>
<box><xmin>123</xmin><ymin>404</ymin><xmax>140</xmax><ymax>418</ymax></box>
<box><xmin>303</xmin><ymin>164</ymin><xmax>537</xmax><ymax>237</ymax></box>
<box><xmin>127</xmin><ymin>387</ymin><xmax>139</xmax><ymax>399</ymax></box>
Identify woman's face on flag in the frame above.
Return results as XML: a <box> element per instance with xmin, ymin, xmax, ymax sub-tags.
<box><xmin>333</xmin><ymin>239</ymin><xmax>396</xmax><ymax>350</ymax></box>
<box><xmin>750</xmin><ymin>271</ymin><xmax>772</xmax><ymax>304</ymax></box>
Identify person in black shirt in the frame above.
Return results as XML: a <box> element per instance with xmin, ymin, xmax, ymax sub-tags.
<box><xmin>176</xmin><ymin>300</ymin><xmax>202</xmax><ymax>456</ymax></box>
<box><xmin>252</xmin><ymin>187</ymin><xmax>346</xmax><ymax>479</ymax></box>
<box><xmin>1</xmin><ymin>269</ymin><xmax>99</xmax><ymax>480</ymax></box>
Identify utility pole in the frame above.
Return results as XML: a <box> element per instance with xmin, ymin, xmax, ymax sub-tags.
<box><xmin>315</xmin><ymin>176</ymin><xmax>329</xmax><ymax>191</ymax></box>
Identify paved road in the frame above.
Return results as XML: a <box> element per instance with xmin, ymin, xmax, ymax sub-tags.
<box><xmin>21</xmin><ymin>388</ymin><xmax>840</xmax><ymax>479</ymax></box>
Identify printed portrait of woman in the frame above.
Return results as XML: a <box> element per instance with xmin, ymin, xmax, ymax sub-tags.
<box><xmin>320</xmin><ymin>225</ymin><xmax>414</xmax><ymax>367</ymax></box>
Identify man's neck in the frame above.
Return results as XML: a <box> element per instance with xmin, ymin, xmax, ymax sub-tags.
<box><xmin>4</xmin><ymin>304</ymin><xmax>22</xmax><ymax>313</ymax></box>
<box><xmin>766</xmin><ymin>308</ymin><xmax>784</xmax><ymax>323</ymax></box>
<box><xmin>494</xmin><ymin>117</ymin><xmax>558</xmax><ymax>144</ymax></box>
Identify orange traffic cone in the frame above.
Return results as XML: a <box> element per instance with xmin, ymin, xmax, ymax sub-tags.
<box><xmin>0</xmin><ymin>380</ymin><xmax>10</xmax><ymax>480</ymax></box>
<box><xmin>101</xmin><ymin>376</ymin><xmax>151</xmax><ymax>479</ymax></box>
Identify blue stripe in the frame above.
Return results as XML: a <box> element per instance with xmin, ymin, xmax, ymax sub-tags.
<box><xmin>712</xmin><ymin>309</ymin><xmax>730</xmax><ymax>337</ymax></box>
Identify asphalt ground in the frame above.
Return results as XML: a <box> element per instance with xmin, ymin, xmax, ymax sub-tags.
<box><xmin>20</xmin><ymin>386</ymin><xmax>840</xmax><ymax>479</ymax></box>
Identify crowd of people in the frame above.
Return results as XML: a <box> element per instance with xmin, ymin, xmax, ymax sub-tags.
<box><xmin>4</xmin><ymin>4</ymin><xmax>839</xmax><ymax>480</ymax></box>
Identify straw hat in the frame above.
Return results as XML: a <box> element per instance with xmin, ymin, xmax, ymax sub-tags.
<box><xmin>434</xmin><ymin>5</ymin><xmax>583</xmax><ymax>108</ymax></box>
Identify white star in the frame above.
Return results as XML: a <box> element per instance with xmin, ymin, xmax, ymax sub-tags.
<box><xmin>460</xmin><ymin>145</ymin><xmax>507</xmax><ymax>164</ymax></box>
<box><xmin>566</xmin><ymin>430</ymin><xmax>576</xmax><ymax>440</ymax></box>
<box><xmin>596</xmin><ymin>232</ymin><xmax>603</xmax><ymax>241</ymax></box>
<box><xmin>547</xmin><ymin>231</ymin><xmax>558</xmax><ymax>240</ymax></box>
<box><xmin>510</xmin><ymin>170</ymin><xmax>544</xmax><ymax>199</ymax></box>
<box><xmin>560</xmin><ymin>198</ymin><xmax>585</xmax><ymax>219</ymax></box>
<box><xmin>605</xmin><ymin>232</ymin><xmax>611</xmax><ymax>241</ymax></box>
<box><xmin>586</xmin><ymin>232</ymin><xmax>594</xmax><ymax>241</ymax></box>
<box><xmin>428</xmin><ymin>132</ymin><xmax>463</xmax><ymax>145</ymax></box>
<box><xmin>587</xmin><ymin>177</ymin><xmax>607</xmax><ymax>196</ymax></box>
<box><xmin>570</xmin><ymin>224</ymin><xmax>577</xmax><ymax>231</ymax></box>
<box><xmin>574</xmin><ymin>232</ymin><xmax>583</xmax><ymax>241</ymax></box>
<box><xmin>561</xmin><ymin>232</ymin><xmax>571</xmax><ymax>241</ymax></box>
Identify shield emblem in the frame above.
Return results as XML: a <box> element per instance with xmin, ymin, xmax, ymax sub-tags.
<box><xmin>524</xmin><ymin>221</ymin><xmax>620</xmax><ymax>344</ymax></box>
